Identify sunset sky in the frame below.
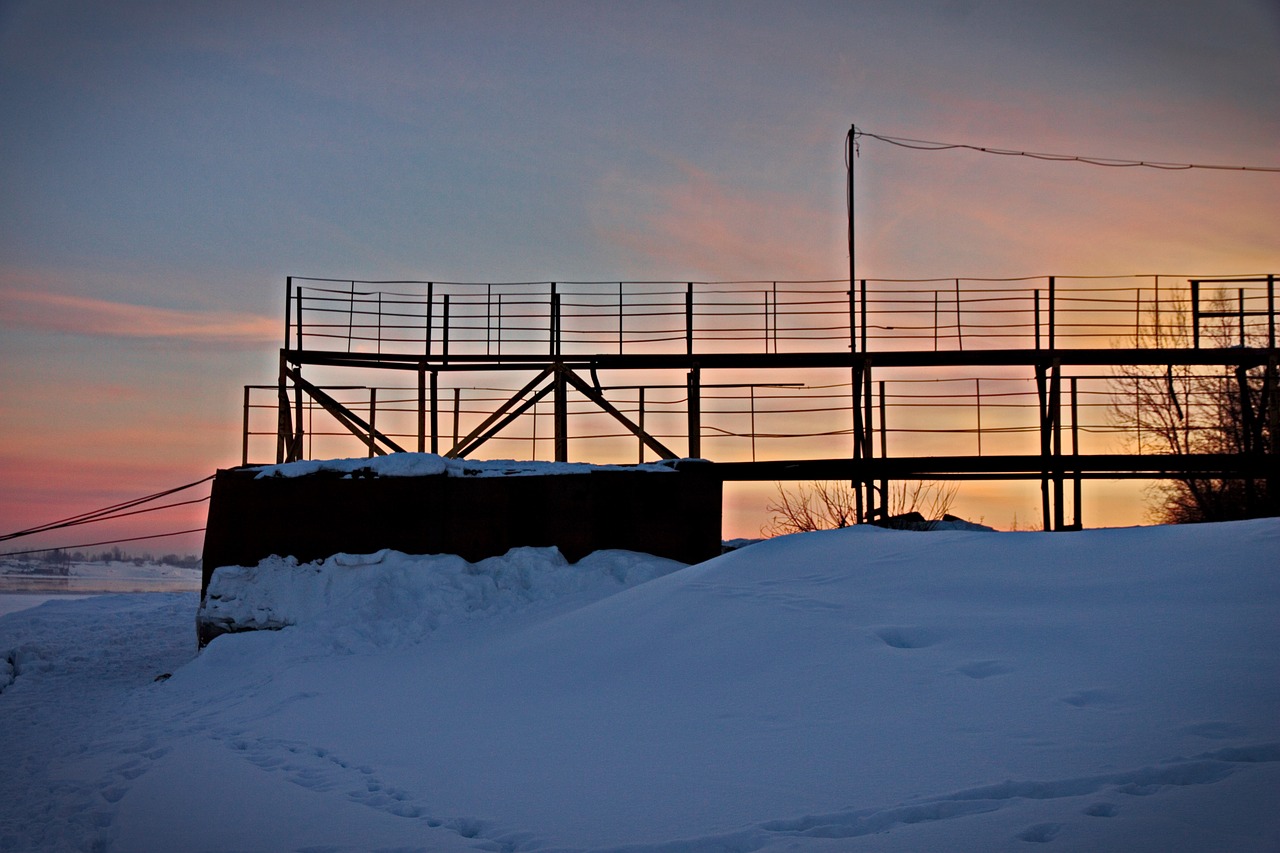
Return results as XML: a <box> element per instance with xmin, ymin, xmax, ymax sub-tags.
<box><xmin>2</xmin><ymin>0</ymin><xmax>1278</xmax><ymax>550</ymax></box>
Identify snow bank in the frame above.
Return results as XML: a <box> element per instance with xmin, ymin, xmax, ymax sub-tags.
<box><xmin>198</xmin><ymin>547</ymin><xmax>686</xmax><ymax>652</ymax></box>
<box><xmin>2</xmin><ymin>520</ymin><xmax>1278</xmax><ymax>852</ymax></box>
<box><xmin>250</xmin><ymin>452</ymin><xmax>685</xmax><ymax>479</ymax></box>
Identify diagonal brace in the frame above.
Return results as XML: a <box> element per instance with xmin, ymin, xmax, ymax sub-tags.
<box><xmin>561</xmin><ymin>367</ymin><xmax>679</xmax><ymax>460</ymax></box>
<box><xmin>284</xmin><ymin>367</ymin><xmax>406</xmax><ymax>455</ymax></box>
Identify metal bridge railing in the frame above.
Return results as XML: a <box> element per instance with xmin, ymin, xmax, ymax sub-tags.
<box><xmin>282</xmin><ymin>275</ymin><xmax>1277</xmax><ymax>358</ymax></box>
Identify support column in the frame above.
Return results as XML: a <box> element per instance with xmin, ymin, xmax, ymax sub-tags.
<box><xmin>687</xmin><ymin>364</ymin><xmax>701</xmax><ymax>458</ymax></box>
<box><xmin>554</xmin><ymin>364</ymin><xmax>568</xmax><ymax>462</ymax></box>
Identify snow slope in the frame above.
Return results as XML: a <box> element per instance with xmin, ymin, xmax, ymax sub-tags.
<box><xmin>1</xmin><ymin>520</ymin><xmax>1277</xmax><ymax>852</ymax></box>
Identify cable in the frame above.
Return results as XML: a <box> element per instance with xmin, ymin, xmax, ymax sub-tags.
<box><xmin>0</xmin><ymin>475</ymin><xmax>215</xmax><ymax>543</ymax></box>
<box><xmin>854</xmin><ymin>128</ymin><xmax>1280</xmax><ymax>173</ymax></box>
<box><xmin>2</xmin><ymin>528</ymin><xmax>207</xmax><ymax>559</ymax></box>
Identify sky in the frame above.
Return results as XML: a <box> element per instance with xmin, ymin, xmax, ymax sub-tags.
<box><xmin>2</xmin><ymin>0</ymin><xmax>1278</xmax><ymax>550</ymax></box>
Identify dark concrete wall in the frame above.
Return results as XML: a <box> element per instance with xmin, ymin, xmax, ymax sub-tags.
<box><xmin>200</xmin><ymin>466</ymin><xmax>722</xmax><ymax>597</ymax></box>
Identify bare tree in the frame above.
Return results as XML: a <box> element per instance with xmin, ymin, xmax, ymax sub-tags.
<box><xmin>1110</xmin><ymin>293</ymin><xmax>1274</xmax><ymax>523</ymax></box>
<box><xmin>763</xmin><ymin>480</ymin><xmax>958</xmax><ymax>536</ymax></box>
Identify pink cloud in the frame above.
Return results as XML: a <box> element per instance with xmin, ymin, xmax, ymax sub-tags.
<box><xmin>0</xmin><ymin>289</ymin><xmax>278</xmax><ymax>343</ymax></box>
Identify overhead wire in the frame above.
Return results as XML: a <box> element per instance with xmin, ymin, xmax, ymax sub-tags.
<box><xmin>853</xmin><ymin>128</ymin><xmax>1280</xmax><ymax>173</ymax></box>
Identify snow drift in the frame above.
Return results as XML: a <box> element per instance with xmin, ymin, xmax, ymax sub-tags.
<box><xmin>1</xmin><ymin>519</ymin><xmax>1277</xmax><ymax>852</ymax></box>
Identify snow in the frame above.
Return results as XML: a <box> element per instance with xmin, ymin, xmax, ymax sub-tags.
<box><xmin>249</xmin><ymin>452</ymin><xmax>686</xmax><ymax>479</ymax></box>
<box><xmin>2</xmin><ymin>519</ymin><xmax>1278</xmax><ymax>852</ymax></box>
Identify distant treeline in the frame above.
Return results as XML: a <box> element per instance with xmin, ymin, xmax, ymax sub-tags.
<box><xmin>5</xmin><ymin>546</ymin><xmax>201</xmax><ymax>568</ymax></box>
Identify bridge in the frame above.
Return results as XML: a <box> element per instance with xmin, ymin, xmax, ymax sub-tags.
<box><xmin>244</xmin><ymin>273</ymin><xmax>1278</xmax><ymax>531</ymax></box>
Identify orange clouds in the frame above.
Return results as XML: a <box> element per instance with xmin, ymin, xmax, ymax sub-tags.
<box><xmin>0</xmin><ymin>288</ymin><xmax>278</xmax><ymax>343</ymax></box>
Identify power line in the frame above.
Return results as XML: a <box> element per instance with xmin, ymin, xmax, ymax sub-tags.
<box><xmin>855</xmin><ymin>129</ymin><xmax>1280</xmax><ymax>173</ymax></box>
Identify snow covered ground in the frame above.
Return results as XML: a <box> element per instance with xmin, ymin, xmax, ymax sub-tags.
<box><xmin>1</xmin><ymin>520</ymin><xmax>1277</xmax><ymax>852</ymax></box>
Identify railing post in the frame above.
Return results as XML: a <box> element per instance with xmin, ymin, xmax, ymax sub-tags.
<box><xmin>1048</xmin><ymin>276</ymin><xmax>1056</xmax><ymax>351</ymax></box>
<box><xmin>1268</xmin><ymin>274</ymin><xmax>1276</xmax><ymax>349</ymax></box>
<box><xmin>367</xmin><ymin>388</ymin><xmax>378</xmax><ymax>457</ymax></box>
<box><xmin>294</xmin><ymin>283</ymin><xmax>303</xmax><ymax>352</ymax></box>
<box><xmin>860</xmin><ymin>279</ymin><xmax>868</xmax><ymax>353</ymax></box>
<box><xmin>347</xmin><ymin>281</ymin><xmax>355</xmax><ymax>353</ymax></box>
<box><xmin>954</xmin><ymin>278</ymin><xmax>963</xmax><ymax>351</ymax></box>
<box><xmin>1191</xmin><ymin>280</ymin><xmax>1201</xmax><ymax>348</ymax></box>
<box><xmin>1034</xmin><ymin>289</ymin><xmax>1041</xmax><ymax>350</ymax></box>
<box><xmin>975</xmin><ymin>378</ymin><xmax>982</xmax><ymax>456</ymax></box>
<box><xmin>848</xmin><ymin>286</ymin><xmax>856</xmax><ymax>352</ymax></box>
<box><xmin>550</xmin><ymin>283</ymin><xmax>560</xmax><ymax>357</ymax></box>
<box><xmin>442</xmin><ymin>295</ymin><xmax>451</xmax><ymax>363</ymax></box>
<box><xmin>242</xmin><ymin>385</ymin><xmax>251</xmax><ymax>466</ymax></box>
<box><xmin>425</xmin><ymin>282</ymin><xmax>434</xmax><ymax>357</ymax></box>
<box><xmin>284</xmin><ymin>276</ymin><xmax>293</xmax><ymax>352</ymax></box>
<box><xmin>1239</xmin><ymin>288</ymin><xmax>1246</xmax><ymax>348</ymax></box>
<box><xmin>685</xmin><ymin>283</ymin><xmax>694</xmax><ymax>355</ymax></box>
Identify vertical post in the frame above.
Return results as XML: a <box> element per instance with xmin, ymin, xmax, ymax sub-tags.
<box><xmin>685</xmin><ymin>283</ymin><xmax>694</xmax><ymax>355</ymax></box>
<box><xmin>554</xmin><ymin>366</ymin><xmax>568</xmax><ymax>462</ymax></box>
<box><xmin>933</xmin><ymin>291</ymin><xmax>939</xmax><ymax>352</ymax></box>
<box><xmin>975</xmin><ymin>378</ymin><xmax>982</xmax><ymax>456</ymax></box>
<box><xmin>860</xmin><ymin>279</ymin><xmax>868</xmax><ymax>353</ymax></box>
<box><xmin>1191</xmin><ymin>280</ymin><xmax>1201</xmax><ymax>349</ymax></box>
<box><xmin>1154</xmin><ymin>276</ymin><xmax>1161</xmax><ymax>347</ymax></box>
<box><xmin>431</xmin><ymin>371</ymin><xmax>441</xmax><ymax>454</ymax></box>
<box><xmin>417</xmin><ymin>364</ymin><xmax>426</xmax><ymax>453</ymax></box>
<box><xmin>852</xmin><ymin>360</ymin><xmax>864</xmax><ymax>523</ymax></box>
<box><xmin>550</xmin><ymin>283</ymin><xmax>560</xmax><ymax>357</ymax></box>
<box><xmin>496</xmin><ymin>293</ymin><xmax>503</xmax><ymax>358</ymax></box>
<box><xmin>367</xmin><ymin>388</ymin><xmax>378</xmax><ymax>457</ymax></box>
<box><xmin>1239</xmin><ymin>288</ymin><xmax>1247</xmax><ymax>348</ymax></box>
<box><xmin>1048</xmin><ymin>276</ymin><xmax>1056</xmax><ymax>351</ymax></box>
<box><xmin>1036</xmin><ymin>362</ymin><xmax>1050</xmax><ymax>531</ymax></box>
<box><xmin>954</xmin><ymin>279</ymin><xmax>963</xmax><ymax>351</ymax></box>
<box><xmin>486</xmin><ymin>284</ymin><xmax>492</xmax><ymax>356</ymax></box>
<box><xmin>772</xmin><ymin>281</ymin><xmax>778</xmax><ymax>353</ymax></box>
<box><xmin>637</xmin><ymin>387</ymin><xmax>646</xmax><ymax>464</ymax></box>
<box><xmin>864</xmin><ymin>364</ymin><xmax>874</xmax><ymax>518</ymax></box>
<box><xmin>376</xmin><ymin>291</ymin><xmax>382</xmax><ymax>355</ymax></box>
<box><xmin>294</xmin><ymin>284</ymin><xmax>303</xmax><ymax>352</ymax></box>
<box><xmin>848</xmin><ymin>124</ymin><xmax>857</xmax><ymax>318</ymax></box>
<box><xmin>877</xmin><ymin>380</ymin><xmax>887</xmax><ymax>519</ymax></box>
<box><xmin>284</xmin><ymin>276</ymin><xmax>293</xmax><ymax>353</ymax></box>
<box><xmin>687</xmin><ymin>364</ymin><xmax>701</xmax><ymax>458</ymax></box>
<box><xmin>1051</xmin><ymin>362</ymin><xmax>1064</xmax><ymax>532</ymax></box>
<box><xmin>749</xmin><ymin>384</ymin><xmax>757</xmax><ymax>462</ymax></box>
<box><xmin>276</xmin><ymin>353</ymin><xmax>289</xmax><ymax>464</ymax></box>
<box><xmin>450</xmin><ymin>386</ymin><xmax>458</xmax><ymax>454</ymax></box>
<box><xmin>1135</xmin><ymin>288</ymin><xmax>1142</xmax><ymax>344</ymax></box>
<box><xmin>442</xmin><ymin>295</ymin><xmax>451</xmax><ymax>363</ymax></box>
<box><xmin>347</xmin><ymin>281</ymin><xmax>355</xmax><ymax>353</ymax></box>
<box><xmin>425</xmin><ymin>282</ymin><xmax>434</xmax><ymax>357</ymax></box>
<box><xmin>242</xmin><ymin>385</ymin><xmax>251</xmax><ymax>466</ymax></box>
<box><xmin>294</xmin><ymin>379</ymin><xmax>304</xmax><ymax>462</ymax></box>
<box><xmin>1034</xmin><ymin>289</ymin><xmax>1041</xmax><ymax>350</ymax></box>
<box><xmin>1071</xmin><ymin>377</ymin><xmax>1082</xmax><ymax>529</ymax></box>
<box><xmin>1268</xmin><ymin>274</ymin><xmax>1276</xmax><ymax>348</ymax></box>
<box><xmin>848</xmin><ymin>286</ymin><xmax>857</xmax><ymax>352</ymax></box>
<box><xmin>619</xmin><ymin>282</ymin><xmax>624</xmax><ymax>355</ymax></box>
